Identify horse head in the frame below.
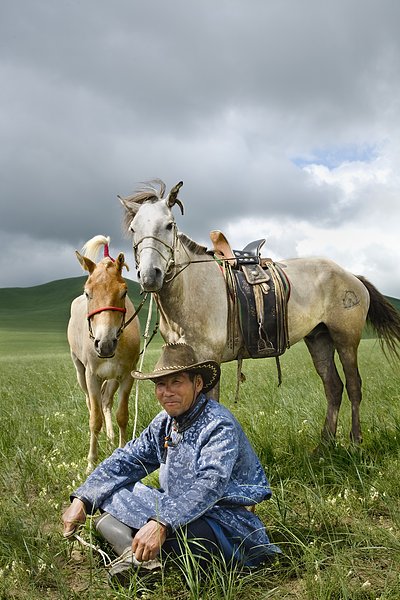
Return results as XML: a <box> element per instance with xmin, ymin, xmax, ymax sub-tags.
<box><xmin>76</xmin><ymin>250</ymin><xmax>129</xmax><ymax>358</ymax></box>
<box><xmin>119</xmin><ymin>180</ymin><xmax>184</xmax><ymax>292</ymax></box>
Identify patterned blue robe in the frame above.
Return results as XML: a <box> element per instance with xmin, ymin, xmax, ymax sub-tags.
<box><xmin>73</xmin><ymin>394</ymin><xmax>280</xmax><ymax>566</ymax></box>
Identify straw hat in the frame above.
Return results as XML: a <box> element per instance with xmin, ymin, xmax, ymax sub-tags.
<box><xmin>132</xmin><ymin>343</ymin><xmax>220</xmax><ymax>393</ymax></box>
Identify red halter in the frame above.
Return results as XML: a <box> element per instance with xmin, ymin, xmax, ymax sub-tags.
<box><xmin>87</xmin><ymin>306</ymin><xmax>127</xmax><ymax>320</ymax></box>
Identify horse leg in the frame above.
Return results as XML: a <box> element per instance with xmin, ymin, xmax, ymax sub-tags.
<box><xmin>115</xmin><ymin>375</ymin><xmax>134</xmax><ymax>447</ymax></box>
<box><xmin>101</xmin><ymin>379</ymin><xmax>119</xmax><ymax>445</ymax></box>
<box><xmin>334</xmin><ymin>343</ymin><xmax>363</xmax><ymax>443</ymax></box>
<box><xmin>71</xmin><ymin>354</ymin><xmax>91</xmax><ymax>412</ymax></box>
<box><xmin>304</xmin><ymin>330</ymin><xmax>344</xmax><ymax>442</ymax></box>
<box><xmin>235</xmin><ymin>357</ymin><xmax>243</xmax><ymax>403</ymax></box>
<box><xmin>85</xmin><ymin>375</ymin><xmax>104</xmax><ymax>473</ymax></box>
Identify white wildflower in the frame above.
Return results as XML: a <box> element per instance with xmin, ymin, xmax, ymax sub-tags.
<box><xmin>361</xmin><ymin>580</ymin><xmax>371</xmax><ymax>590</ymax></box>
<box><xmin>37</xmin><ymin>558</ymin><xmax>46</xmax><ymax>573</ymax></box>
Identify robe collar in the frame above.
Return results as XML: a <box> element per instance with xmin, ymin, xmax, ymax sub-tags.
<box><xmin>173</xmin><ymin>392</ymin><xmax>209</xmax><ymax>433</ymax></box>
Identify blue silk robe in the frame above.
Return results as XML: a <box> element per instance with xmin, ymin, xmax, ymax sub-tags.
<box><xmin>73</xmin><ymin>395</ymin><xmax>280</xmax><ymax>566</ymax></box>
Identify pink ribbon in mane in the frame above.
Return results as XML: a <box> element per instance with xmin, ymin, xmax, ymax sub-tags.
<box><xmin>104</xmin><ymin>243</ymin><xmax>115</xmax><ymax>262</ymax></box>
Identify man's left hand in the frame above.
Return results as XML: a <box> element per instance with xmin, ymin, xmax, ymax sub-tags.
<box><xmin>132</xmin><ymin>520</ymin><xmax>167</xmax><ymax>562</ymax></box>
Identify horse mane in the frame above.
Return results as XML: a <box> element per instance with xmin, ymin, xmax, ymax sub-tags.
<box><xmin>178</xmin><ymin>232</ymin><xmax>208</xmax><ymax>255</ymax></box>
<box><xmin>81</xmin><ymin>235</ymin><xmax>110</xmax><ymax>262</ymax></box>
<box><xmin>121</xmin><ymin>180</ymin><xmax>166</xmax><ymax>234</ymax></box>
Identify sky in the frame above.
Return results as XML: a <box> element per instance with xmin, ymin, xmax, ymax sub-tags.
<box><xmin>1</xmin><ymin>0</ymin><xmax>400</xmax><ymax>297</ymax></box>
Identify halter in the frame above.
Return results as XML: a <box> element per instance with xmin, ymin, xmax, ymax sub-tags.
<box><xmin>87</xmin><ymin>306</ymin><xmax>127</xmax><ymax>341</ymax></box>
<box><xmin>133</xmin><ymin>223</ymin><xmax>223</xmax><ymax>289</ymax></box>
<box><xmin>86</xmin><ymin>294</ymin><xmax>148</xmax><ymax>341</ymax></box>
<box><xmin>133</xmin><ymin>224</ymin><xmax>177</xmax><ymax>277</ymax></box>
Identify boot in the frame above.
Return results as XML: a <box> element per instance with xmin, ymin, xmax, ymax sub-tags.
<box><xmin>94</xmin><ymin>513</ymin><xmax>162</xmax><ymax>581</ymax></box>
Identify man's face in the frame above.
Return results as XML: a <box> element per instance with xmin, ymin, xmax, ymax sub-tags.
<box><xmin>155</xmin><ymin>371</ymin><xmax>203</xmax><ymax>417</ymax></box>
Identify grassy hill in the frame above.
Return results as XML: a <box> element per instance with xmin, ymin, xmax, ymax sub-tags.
<box><xmin>0</xmin><ymin>278</ymin><xmax>399</xmax><ymax>338</ymax></box>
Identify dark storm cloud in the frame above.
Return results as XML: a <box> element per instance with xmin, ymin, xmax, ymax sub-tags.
<box><xmin>1</xmin><ymin>0</ymin><xmax>400</xmax><ymax>293</ymax></box>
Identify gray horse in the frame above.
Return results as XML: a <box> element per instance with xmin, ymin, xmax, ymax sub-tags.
<box><xmin>119</xmin><ymin>181</ymin><xmax>400</xmax><ymax>444</ymax></box>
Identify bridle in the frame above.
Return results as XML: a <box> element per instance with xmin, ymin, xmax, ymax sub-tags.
<box><xmin>87</xmin><ymin>305</ymin><xmax>127</xmax><ymax>341</ymax></box>
<box><xmin>133</xmin><ymin>223</ymin><xmax>178</xmax><ymax>277</ymax></box>
<box><xmin>133</xmin><ymin>223</ymin><xmax>208</xmax><ymax>287</ymax></box>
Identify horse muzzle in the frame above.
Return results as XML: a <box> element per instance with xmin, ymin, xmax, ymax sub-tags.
<box><xmin>94</xmin><ymin>338</ymin><xmax>118</xmax><ymax>359</ymax></box>
<box><xmin>138</xmin><ymin>267</ymin><xmax>164</xmax><ymax>292</ymax></box>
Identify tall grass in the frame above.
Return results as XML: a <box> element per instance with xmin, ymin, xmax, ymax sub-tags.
<box><xmin>1</xmin><ymin>334</ymin><xmax>400</xmax><ymax>599</ymax></box>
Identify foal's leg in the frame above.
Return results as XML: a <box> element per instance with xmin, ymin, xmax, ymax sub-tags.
<box><xmin>85</xmin><ymin>375</ymin><xmax>104</xmax><ymax>473</ymax></box>
<box><xmin>101</xmin><ymin>379</ymin><xmax>119</xmax><ymax>445</ymax></box>
<box><xmin>71</xmin><ymin>354</ymin><xmax>90</xmax><ymax>412</ymax></box>
<box><xmin>304</xmin><ymin>331</ymin><xmax>344</xmax><ymax>442</ymax></box>
<box><xmin>333</xmin><ymin>342</ymin><xmax>363</xmax><ymax>444</ymax></box>
<box><xmin>115</xmin><ymin>375</ymin><xmax>134</xmax><ymax>447</ymax></box>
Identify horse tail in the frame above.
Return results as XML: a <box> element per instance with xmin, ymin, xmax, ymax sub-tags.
<box><xmin>357</xmin><ymin>275</ymin><xmax>400</xmax><ymax>361</ymax></box>
<box><xmin>81</xmin><ymin>235</ymin><xmax>111</xmax><ymax>262</ymax></box>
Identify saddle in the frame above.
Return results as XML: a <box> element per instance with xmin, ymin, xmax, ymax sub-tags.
<box><xmin>210</xmin><ymin>230</ymin><xmax>290</xmax><ymax>361</ymax></box>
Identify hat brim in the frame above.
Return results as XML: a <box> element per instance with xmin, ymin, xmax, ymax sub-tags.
<box><xmin>132</xmin><ymin>360</ymin><xmax>220</xmax><ymax>393</ymax></box>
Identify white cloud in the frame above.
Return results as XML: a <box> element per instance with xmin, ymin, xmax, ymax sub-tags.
<box><xmin>303</xmin><ymin>157</ymin><xmax>390</xmax><ymax>197</ymax></box>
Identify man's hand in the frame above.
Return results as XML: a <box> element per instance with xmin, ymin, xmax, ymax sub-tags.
<box><xmin>62</xmin><ymin>498</ymin><xmax>87</xmax><ymax>538</ymax></box>
<box><xmin>132</xmin><ymin>520</ymin><xmax>167</xmax><ymax>561</ymax></box>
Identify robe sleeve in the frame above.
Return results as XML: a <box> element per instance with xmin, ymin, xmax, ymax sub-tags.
<box><xmin>71</xmin><ymin>416</ymin><xmax>163</xmax><ymax>511</ymax></box>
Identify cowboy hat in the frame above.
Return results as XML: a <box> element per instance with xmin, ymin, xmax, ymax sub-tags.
<box><xmin>132</xmin><ymin>343</ymin><xmax>220</xmax><ymax>393</ymax></box>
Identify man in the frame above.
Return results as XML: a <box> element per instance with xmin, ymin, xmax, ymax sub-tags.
<box><xmin>62</xmin><ymin>343</ymin><xmax>280</xmax><ymax>576</ymax></box>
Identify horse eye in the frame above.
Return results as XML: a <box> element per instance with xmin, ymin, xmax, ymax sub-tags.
<box><xmin>122</xmin><ymin>290</ymin><xmax>127</xmax><ymax>298</ymax></box>
<box><xmin>166</xmin><ymin>222</ymin><xmax>173</xmax><ymax>230</ymax></box>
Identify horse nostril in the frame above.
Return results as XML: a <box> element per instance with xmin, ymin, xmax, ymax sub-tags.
<box><xmin>94</xmin><ymin>339</ymin><xmax>100</xmax><ymax>351</ymax></box>
<box><xmin>152</xmin><ymin>267</ymin><xmax>162</xmax><ymax>281</ymax></box>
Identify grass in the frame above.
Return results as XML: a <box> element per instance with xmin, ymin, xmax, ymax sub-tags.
<box><xmin>1</xmin><ymin>279</ymin><xmax>400</xmax><ymax>598</ymax></box>
<box><xmin>1</xmin><ymin>324</ymin><xmax>400</xmax><ymax>599</ymax></box>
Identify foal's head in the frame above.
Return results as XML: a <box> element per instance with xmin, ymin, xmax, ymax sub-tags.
<box><xmin>77</xmin><ymin>252</ymin><xmax>129</xmax><ymax>358</ymax></box>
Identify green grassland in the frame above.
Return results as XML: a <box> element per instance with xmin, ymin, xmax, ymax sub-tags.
<box><xmin>1</xmin><ymin>281</ymin><xmax>400</xmax><ymax>599</ymax></box>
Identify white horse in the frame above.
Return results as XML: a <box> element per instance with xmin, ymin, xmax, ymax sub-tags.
<box><xmin>67</xmin><ymin>235</ymin><xmax>140</xmax><ymax>472</ymax></box>
<box><xmin>118</xmin><ymin>181</ymin><xmax>400</xmax><ymax>445</ymax></box>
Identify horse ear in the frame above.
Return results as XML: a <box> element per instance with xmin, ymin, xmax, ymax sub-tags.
<box><xmin>116</xmin><ymin>252</ymin><xmax>129</xmax><ymax>272</ymax></box>
<box><xmin>167</xmin><ymin>181</ymin><xmax>184</xmax><ymax>215</ymax></box>
<box><xmin>76</xmin><ymin>251</ymin><xmax>96</xmax><ymax>273</ymax></box>
<box><xmin>118</xmin><ymin>195</ymin><xmax>141</xmax><ymax>216</ymax></box>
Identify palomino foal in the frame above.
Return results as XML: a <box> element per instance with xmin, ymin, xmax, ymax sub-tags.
<box><xmin>68</xmin><ymin>236</ymin><xmax>140</xmax><ymax>472</ymax></box>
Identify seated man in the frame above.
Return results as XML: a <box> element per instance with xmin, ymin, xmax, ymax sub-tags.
<box><xmin>62</xmin><ymin>343</ymin><xmax>280</xmax><ymax>577</ymax></box>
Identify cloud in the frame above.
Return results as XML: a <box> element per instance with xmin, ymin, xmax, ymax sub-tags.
<box><xmin>1</xmin><ymin>0</ymin><xmax>400</xmax><ymax>297</ymax></box>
